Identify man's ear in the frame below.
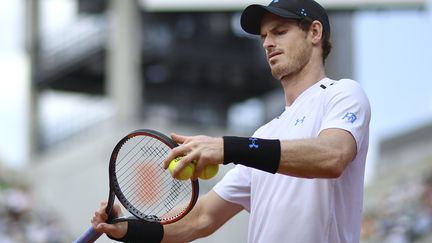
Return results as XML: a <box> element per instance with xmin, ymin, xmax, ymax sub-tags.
<box><xmin>310</xmin><ymin>20</ymin><xmax>323</xmax><ymax>45</ymax></box>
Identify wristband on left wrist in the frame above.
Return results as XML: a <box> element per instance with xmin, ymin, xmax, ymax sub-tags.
<box><xmin>109</xmin><ymin>220</ymin><xmax>164</xmax><ymax>243</ymax></box>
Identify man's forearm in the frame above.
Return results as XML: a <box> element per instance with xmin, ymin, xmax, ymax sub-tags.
<box><xmin>278</xmin><ymin>128</ymin><xmax>356</xmax><ymax>179</ymax></box>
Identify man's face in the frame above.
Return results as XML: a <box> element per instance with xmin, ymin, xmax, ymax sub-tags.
<box><xmin>260</xmin><ymin>13</ymin><xmax>312</xmax><ymax>81</ymax></box>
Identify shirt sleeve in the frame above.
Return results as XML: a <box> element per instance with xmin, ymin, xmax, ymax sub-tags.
<box><xmin>319</xmin><ymin>79</ymin><xmax>371</xmax><ymax>152</ymax></box>
<box><xmin>212</xmin><ymin>165</ymin><xmax>252</xmax><ymax>212</ymax></box>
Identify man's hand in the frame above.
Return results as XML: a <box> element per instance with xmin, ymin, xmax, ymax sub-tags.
<box><xmin>91</xmin><ymin>201</ymin><xmax>128</xmax><ymax>240</ymax></box>
<box><xmin>163</xmin><ymin>133</ymin><xmax>224</xmax><ymax>180</ymax></box>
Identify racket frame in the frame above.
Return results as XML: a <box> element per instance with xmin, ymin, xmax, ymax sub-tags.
<box><xmin>107</xmin><ymin>129</ymin><xmax>199</xmax><ymax>224</ymax></box>
<box><xmin>74</xmin><ymin>129</ymin><xmax>199</xmax><ymax>243</ymax></box>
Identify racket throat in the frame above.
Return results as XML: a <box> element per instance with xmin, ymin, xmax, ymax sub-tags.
<box><xmin>106</xmin><ymin>191</ymin><xmax>116</xmax><ymax>223</ymax></box>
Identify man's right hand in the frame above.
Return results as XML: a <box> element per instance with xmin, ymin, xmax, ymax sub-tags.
<box><xmin>91</xmin><ymin>201</ymin><xmax>128</xmax><ymax>240</ymax></box>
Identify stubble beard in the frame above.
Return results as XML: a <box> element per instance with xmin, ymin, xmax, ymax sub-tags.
<box><xmin>270</xmin><ymin>41</ymin><xmax>312</xmax><ymax>81</ymax></box>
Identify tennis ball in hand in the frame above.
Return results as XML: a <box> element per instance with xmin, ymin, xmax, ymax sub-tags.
<box><xmin>168</xmin><ymin>157</ymin><xmax>195</xmax><ymax>180</ymax></box>
<box><xmin>199</xmin><ymin>164</ymin><xmax>219</xmax><ymax>180</ymax></box>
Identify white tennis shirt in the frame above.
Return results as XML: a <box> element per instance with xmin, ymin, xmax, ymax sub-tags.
<box><xmin>213</xmin><ymin>78</ymin><xmax>371</xmax><ymax>243</ymax></box>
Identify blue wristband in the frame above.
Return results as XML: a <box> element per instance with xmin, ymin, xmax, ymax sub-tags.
<box><xmin>223</xmin><ymin>136</ymin><xmax>280</xmax><ymax>174</ymax></box>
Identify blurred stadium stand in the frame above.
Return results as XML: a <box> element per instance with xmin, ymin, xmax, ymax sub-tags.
<box><xmin>0</xmin><ymin>162</ymin><xmax>72</xmax><ymax>242</ymax></box>
<box><xmin>362</xmin><ymin>123</ymin><xmax>432</xmax><ymax>243</ymax></box>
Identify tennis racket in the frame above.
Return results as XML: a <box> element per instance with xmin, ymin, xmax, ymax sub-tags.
<box><xmin>74</xmin><ymin>129</ymin><xmax>199</xmax><ymax>243</ymax></box>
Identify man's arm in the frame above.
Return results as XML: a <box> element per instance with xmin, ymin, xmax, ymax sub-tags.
<box><xmin>162</xmin><ymin>190</ymin><xmax>243</xmax><ymax>243</ymax></box>
<box><xmin>278</xmin><ymin>128</ymin><xmax>357</xmax><ymax>178</ymax></box>
<box><xmin>164</xmin><ymin>128</ymin><xmax>357</xmax><ymax>180</ymax></box>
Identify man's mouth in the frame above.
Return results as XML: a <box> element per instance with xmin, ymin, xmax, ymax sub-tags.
<box><xmin>268</xmin><ymin>51</ymin><xmax>282</xmax><ymax>61</ymax></box>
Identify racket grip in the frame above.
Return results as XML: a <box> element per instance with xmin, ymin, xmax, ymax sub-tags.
<box><xmin>73</xmin><ymin>226</ymin><xmax>102</xmax><ymax>243</ymax></box>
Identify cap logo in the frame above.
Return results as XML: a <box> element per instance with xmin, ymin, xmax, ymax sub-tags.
<box><xmin>299</xmin><ymin>8</ymin><xmax>308</xmax><ymax>17</ymax></box>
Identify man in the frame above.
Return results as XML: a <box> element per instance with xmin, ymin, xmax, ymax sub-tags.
<box><xmin>91</xmin><ymin>0</ymin><xmax>371</xmax><ymax>242</ymax></box>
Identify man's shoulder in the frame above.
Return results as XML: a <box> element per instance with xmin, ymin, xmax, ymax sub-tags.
<box><xmin>323</xmin><ymin>78</ymin><xmax>360</xmax><ymax>89</ymax></box>
<box><xmin>322</xmin><ymin>78</ymin><xmax>366</xmax><ymax>97</ymax></box>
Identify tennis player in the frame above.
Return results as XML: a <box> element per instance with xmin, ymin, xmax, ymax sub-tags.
<box><xmin>91</xmin><ymin>0</ymin><xmax>371</xmax><ymax>242</ymax></box>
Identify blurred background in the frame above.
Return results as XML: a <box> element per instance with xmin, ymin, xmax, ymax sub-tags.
<box><xmin>1</xmin><ymin>0</ymin><xmax>432</xmax><ymax>242</ymax></box>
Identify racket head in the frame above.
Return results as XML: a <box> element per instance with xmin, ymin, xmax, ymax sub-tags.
<box><xmin>108</xmin><ymin>129</ymin><xmax>199</xmax><ymax>225</ymax></box>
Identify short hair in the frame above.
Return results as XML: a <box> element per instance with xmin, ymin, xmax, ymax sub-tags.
<box><xmin>297</xmin><ymin>18</ymin><xmax>332</xmax><ymax>63</ymax></box>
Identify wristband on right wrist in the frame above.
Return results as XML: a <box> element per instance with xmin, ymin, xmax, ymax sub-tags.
<box><xmin>223</xmin><ymin>136</ymin><xmax>280</xmax><ymax>174</ymax></box>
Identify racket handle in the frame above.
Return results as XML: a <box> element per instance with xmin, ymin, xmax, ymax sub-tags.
<box><xmin>73</xmin><ymin>226</ymin><xmax>102</xmax><ymax>243</ymax></box>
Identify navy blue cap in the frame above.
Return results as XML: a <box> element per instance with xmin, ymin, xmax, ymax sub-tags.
<box><xmin>241</xmin><ymin>0</ymin><xmax>330</xmax><ymax>36</ymax></box>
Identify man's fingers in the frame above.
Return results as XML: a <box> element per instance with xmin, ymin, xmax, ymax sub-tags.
<box><xmin>112</xmin><ymin>203</ymin><xmax>122</xmax><ymax>215</ymax></box>
<box><xmin>163</xmin><ymin>134</ymin><xmax>192</xmax><ymax>169</ymax></box>
<box><xmin>172</xmin><ymin>152</ymin><xmax>195</xmax><ymax>178</ymax></box>
<box><xmin>171</xmin><ymin>133</ymin><xmax>189</xmax><ymax>144</ymax></box>
<box><xmin>164</xmin><ymin>146</ymin><xmax>187</xmax><ymax>169</ymax></box>
<box><xmin>192</xmin><ymin>163</ymin><xmax>204</xmax><ymax>181</ymax></box>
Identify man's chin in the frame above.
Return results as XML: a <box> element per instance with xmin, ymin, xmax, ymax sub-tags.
<box><xmin>271</xmin><ymin>67</ymin><xmax>288</xmax><ymax>81</ymax></box>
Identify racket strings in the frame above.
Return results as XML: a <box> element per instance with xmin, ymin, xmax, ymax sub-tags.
<box><xmin>113</xmin><ymin>135</ymin><xmax>193</xmax><ymax>221</ymax></box>
<box><xmin>115</xmin><ymin>136</ymin><xmax>149</xmax><ymax>179</ymax></box>
<box><xmin>119</xmin><ymin>139</ymin><xmax>174</xmax><ymax>206</ymax></box>
<box><xmin>116</xmin><ymin>137</ymin><xmax>164</xmax><ymax>196</ymax></box>
<box><xmin>117</xmin><ymin>137</ymin><xmax>166</xmax><ymax>200</ymax></box>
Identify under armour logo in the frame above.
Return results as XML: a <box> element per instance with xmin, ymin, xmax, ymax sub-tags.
<box><xmin>295</xmin><ymin>116</ymin><xmax>306</xmax><ymax>126</ymax></box>
<box><xmin>249</xmin><ymin>137</ymin><xmax>259</xmax><ymax>149</ymax></box>
<box><xmin>342</xmin><ymin>112</ymin><xmax>357</xmax><ymax>123</ymax></box>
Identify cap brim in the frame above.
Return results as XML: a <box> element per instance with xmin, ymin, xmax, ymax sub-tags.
<box><xmin>240</xmin><ymin>4</ymin><xmax>301</xmax><ymax>35</ymax></box>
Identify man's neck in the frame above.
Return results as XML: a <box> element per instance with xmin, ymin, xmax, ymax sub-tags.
<box><xmin>281</xmin><ymin>61</ymin><xmax>326</xmax><ymax>106</ymax></box>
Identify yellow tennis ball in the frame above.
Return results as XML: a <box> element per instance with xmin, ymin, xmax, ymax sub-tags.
<box><xmin>168</xmin><ymin>157</ymin><xmax>195</xmax><ymax>180</ymax></box>
<box><xmin>199</xmin><ymin>164</ymin><xmax>219</xmax><ymax>180</ymax></box>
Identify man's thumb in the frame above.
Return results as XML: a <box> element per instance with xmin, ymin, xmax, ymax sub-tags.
<box><xmin>95</xmin><ymin>223</ymin><xmax>116</xmax><ymax>233</ymax></box>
